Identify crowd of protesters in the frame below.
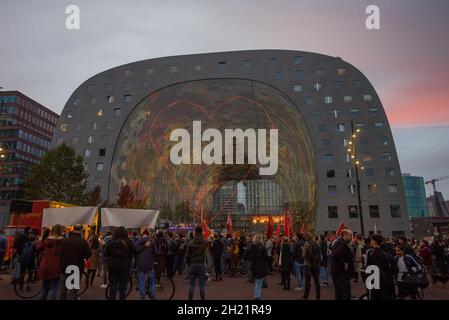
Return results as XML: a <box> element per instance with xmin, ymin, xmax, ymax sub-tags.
<box><xmin>2</xmin><ymin>224</ymin><xmax>449</xmax><ymax>300</ymax></box>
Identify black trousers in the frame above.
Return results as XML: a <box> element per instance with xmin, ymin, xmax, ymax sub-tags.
<box><xmin>332</xmin><ymin>273</ymin><xmax>351</xmax><ymax>300</ymax></box>
<box><xmin>304</xmin><ymin>266</ymin><xmax>320</xmax><ymax>299</ymax></box>
<box><xmin>267</xmin><ymin>256</ymin><xmax>273</xmax><ymax>272</ymax></box>
<box><xmin>165</xmin><ymin>255</ymin><xmax>175</xmax><ymax>279</ymax></box>
<box><xmin>213</xmin><ymin>256</ymin><xmax>222</xmax><ymax>279</ymax></box>
<box><xmin>281</xmin><ymin>270</ymin><xmax>290</xmax><ymax>289</ymax></box>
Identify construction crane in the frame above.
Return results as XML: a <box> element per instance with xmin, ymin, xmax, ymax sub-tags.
<box><xmin>425</xmin><ymin>175</ymin><xmax>449</xmax><ymax>193</ymax></box>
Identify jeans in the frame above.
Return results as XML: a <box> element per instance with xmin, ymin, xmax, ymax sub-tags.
<box><xmin>304</xmin><ymin>266</ymin><xmax>321</xmax><ymax>299</ymax></box>
<box><xmin>320</xmin><ymin>265</ymin><xmax>329</xmax><ymax>284</ymax></box>
<box><xmin>108</xmin><ymin>271</ymin><xmax>129</xmax><ymax>300</ymax></box>
<box><xmin>40</xmin><ymin>278</ymin><xmax>59</xmax><ymax>300</ymax></box>
<box><xmin>293</xmin><ymin>261</ymin><xmax>304</xmax><ymax>288</ymax></box>
<box><xmin>254</xmin><ymin>277</ymin><xmax>265</xmax><ymax>299</ymax></box>
<box><xmin>188</xmin><ymin>264</ymin><xmax>206</xmax><ymax>300</ymax></box>
<box><xmin>137</xmin><ymin>270</ymin><xmax>156</xmax><ymax>300</ymax></box>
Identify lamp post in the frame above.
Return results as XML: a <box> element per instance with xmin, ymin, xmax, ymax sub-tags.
<box><xmin>347</xmin><ymin>120</ymin><xmax>365</xmax><ymax>236</ymax></box>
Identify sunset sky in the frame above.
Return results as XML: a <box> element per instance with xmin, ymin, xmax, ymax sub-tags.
<box><xmin>1</xmin><ymin>0</ymin><xmax>448</xmax><ymax>197</ymax></box>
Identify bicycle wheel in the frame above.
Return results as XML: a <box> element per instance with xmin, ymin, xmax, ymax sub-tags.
<box><xmin>153</xmin><ymin>276</ymin><xmax>175</xmax><ymax>300</ymax></box>
<box><xmin>14</xmin><ymin>271</ymin><xmax>42</xmax><ymax>299</ymax></box>
<box><xmin>105</xmin><ymin>277</ymin><xmax>133</xmax><ymax>300</ymax></box>
<box><xmin>77</xmin><ymin>272</ymin><xmax>90</xmax><ymax>296</ymax></box>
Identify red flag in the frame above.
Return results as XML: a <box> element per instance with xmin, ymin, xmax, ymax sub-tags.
<box><xmin>226</xmin><ymin>210</ymin><xmax>233</xmax><ymax>237</ymax></box>
<box><xmin>267</xmin><ymin>215</ymin><xmax>274</xmax><ymax>239</ymax></box>
<box><xmin>276</xmin><ymin>220</ymin><xmax>281</xmax><ymax>245</ymax></box>
<box><xmin>300</xmin><ymin>223</ymin><xmax>305</xmax><ymax>234</ymax></box>
<box><xmin>283</xmin><ymin>207</ymin><xmax>287</xmax><ymax>236</ymax></box>
<box><xmin>201</xmin><ymin>221</ymin><xmax>213</xmax><ymax>240</ymax></box>
<box><xmin>336</xmin><ymin>222</ymin><xmax>345</xmax><ymax>237</ymax></box>
<box><xmin>288</xmin><ymin>213</ymin><xmax>294</xmax><ymax>237</ymax></box>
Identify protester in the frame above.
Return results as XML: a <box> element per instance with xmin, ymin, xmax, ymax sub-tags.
<box><xmin>211</xmin><ymin>233</ymin><xmax>224</xmax><ymax>281</ymax></box>
<box><xmin>278</xmin><ymin>235</ymin><xmax>292</xmax><ymax>290</ymax></box>
<box><xmin>302</xmin><ymin>232</ymin><xmax>321</xmax><ymax>300</ymax></box>
<box><xmin>99</xmin><ymin>231</ymin><xmax>112</xmax><ymax>288</ymax></box>
<box><xmin>353</xmin><ymin>233</ymin><xmax>365</xmax><ymax>283</ymax></box>
<box><xmin>292</xmin><ymin>232</ymin><xmax>305</xmax><ymax>291</ymax></box>
<box><xmin>59</xmin><ymin>224</ymin><xmax>92</xmax><ymax>300</ymax></box>
<box><xmin>155</xmin><ymin>230</ymin><xmax>168</xmax><ymax>279</ymax></box>
<box><xmin>265</xmin><ymin>235</ymin><xmax>274</xmax><ymax>272</ymax></box>
<box><xmin>319</xmin><ymin>234</ymin><xmax>329</xmax><ymax>287</ymax></box>
<box><xmin>87</xmin><ymin>234</ymin><xmax>101</xmax><ymax>286</ymax></box>
<box><xmin>331</xmin><ymin>229</ymin><xmax>355</xmax><ymax>300</ymax></box>
<box><xmin>246</xmin><ymin>234</ymin><xmax>268</xmax><ymax>300</ymax></box>
<box><xmin>166</xmin><ymin>232</ymin><xmax>177</xmax><ymax>280</ymax></box>
<box><xmin>35</xmin><ymin>224</ymin><xmax>64</xmax><ymax>300</ymax></box>
<box><xmin>229</xmin><ymin>236</ymin><xmax>239</xmax><ymax>277</ymax></box>
<box><xmin>185</xmin><ymin>226</ymin><xmax>209</xmax><ymax>300</ymax></box>
<box><xmin>174</xmin><ymin>234</ymin><xmax>186</xmax><ymax>275</ymax></box>
<box><xmin>103</xmin><ymin>226</ymin><xmax>135</xmax><ymax>300</ymax></box>
<box><xmin>17</xmin><ymin>233</ymin><xmax>37</xmax><ymax>290</ymax></box>
<box><xmin>134</xmin><ymin>233</ymin><xmax>158</xmax><ymax>300</ymax></box>
<box><xmin>394</xmin><ymin>244</ymin><xmax>422</xmax><ymax>299</ymax></box>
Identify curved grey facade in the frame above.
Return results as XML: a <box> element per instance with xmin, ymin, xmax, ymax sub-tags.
<box><xmin>52</xmin><ymin>50</ymin><xmax>410</xmax><ymax>236</ymax></box>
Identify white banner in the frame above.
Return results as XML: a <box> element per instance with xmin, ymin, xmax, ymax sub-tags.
<box><xmin>42</xmin><ymin>207</ymin><xmax>98</xmax><ymax>227</ymax></box>
<box><xmin>101</xmin><ymin>208</ymin><xmax>159</xmax><ymax>229</ymax></box>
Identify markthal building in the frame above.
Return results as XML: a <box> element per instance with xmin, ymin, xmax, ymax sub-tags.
<box><xmin>52</xmin><ymin>50</ymin><xmax>410</xmax><ymax>236</ymax></box>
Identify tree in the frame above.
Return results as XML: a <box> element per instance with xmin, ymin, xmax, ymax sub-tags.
<box><xmin>117</xmin><ymin>184</ymin><xmax>134</xmax><ymax>208</ymax></box>
<box><xmin>88</xmin><ymin>184</ymin><xmax>103</xmax><ymax>207</ymax></box>
<box><xmin>24</xmin><ymin>143</ymin><xmax>88</xmax><ymax>205</ymax></box>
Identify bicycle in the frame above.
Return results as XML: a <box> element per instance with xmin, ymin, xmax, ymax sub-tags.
<box><xmin>105</xmin><ymin>268</ymin><xmax>175</xmax><ymax>300</ymax></box>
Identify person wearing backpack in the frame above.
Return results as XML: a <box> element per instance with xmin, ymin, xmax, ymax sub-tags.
<box><xmin>17</xmin><ymin>234</ymin><xmax>37</xmax><ymax>290</ymax></box>
<box><xmin>302</xmin><ymin>232</ymin><xmax>321</xmax><ymax>299</ymax></box>
<box><xmin>292</xmin><ymin>233</ymin><xmax>305</xmax><ymax>291</ymax></box>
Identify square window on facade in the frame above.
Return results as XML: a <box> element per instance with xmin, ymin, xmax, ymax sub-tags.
<box><xmin>90</xmin><ymin>97</ymin><xmax>97</xmax><ymax>104</ymax></box>
<box><xmin>348</xmin><ymin>184</ymin><xmax>356</xmax><ymax>194</ymax></box>
<box><xmin>274</xmin><ymin>71</ymin><xmax>283</xmax><ymax>80</ymax></box>
<box><xmin>141</xmin><ymin>81</ymin><xmax>150</xmax><ymax>89</ymax></box>
<box><xmin>270</xmin><ymin>57</ymin><xmax>278</xmax><ymax>65</ymax></box>
<box><xmin>388</xmin><ymin>184</ymin><xmax>398</xmax><ymax>193</ymax></box>
<box><xmin>84</xmin><ymin>149</ymin><xmax>91</xmax><ymax>157</ymax></box>
<box><xmin>328</xmin><ymin>185</ymin><xmax>337</xmax><ymax>195</ymax></box>
<box><xmin>331</xmin><ymin>110</ymin><xmax>340</xmax><ymax>118</ymax></box>
<box><xmin>321</xmin><ymin>138</ymin><xmax>331</xmax><ymax>146</ymax></box>
<box><xmin>294</xmin><ymin>56</ymin><xmax>304</xmax><ymax>64</ymax></box>
<box><xmin>99</xmin><ymin>148</ymin><xmax>106</xmax><ymax>157</ymax></box>
<box><xmin>337</xmin><ymin>68</ymin><xmax>346</xmax><ymax>76</ymax></box>
<box><xmin>362</xmin><ymin>155</ymin><xmax>372</xmax><ymax>162</ymax></box>
<box><xmin>87</xmin><ymin>136</ymin><xmax>94</xmax><ymax>143</ymax></box>
<box><xmin>312</xmin><ymin>111</ymin><xmax>321</xmax><ymax>119</ymax></box>
<box><xmin>386</xmin><ymin>168</ymin><xmax>395</xmax><ymax>176</ymax></box>
<box><xmin>346</xmin><ymin>168</ymin><xmax>355</xmax><ymax>178</ymax></box>
<box><xmin>364</xmin><ymin>94</ymin><xmax>373</xmax><ymax>102</ymax></box>
<box><xmin>350</xmin><ymin>109</ymin><xmax>359</xmax><ymax>116</ymax></box>
<box><xmin>365</xmin><ymin>168</ymin><xmax>375</xmax><ymax>177</ymax></box>
<box><xmin>242</xmin><ymin>60</ymin><xmax>252</xmax><ymax>68</ymax></box>
<box><xmin>92</xmin><ymin>122</ymin><xmax>97</xmax><ymax>130</ymax></box>
<box><xmin>355</xmin><ymin>123</ymin><xmax>365</xmax><ymax>128</ymax></box>
<box><xmin>107</xmin><ymin>96</ymin><xmax>114</xmax><ymax>103</ymax></box>
<box><xmin>104</xmin><ymin>83</ymin><xmax>112</xmax><ymax>92</ymax></box>
<box><xmin>382</xmin><ymin>153</ymin><xmax>392</xmax><ymax>161</ymax></box>
<box><xmin>96</xmin><ymin>163</ymin><xmax>104</xmax><ymax>171</ymax></box>
<box><xmin>170</xmin><ymin>66</ymin><xmax>178</xmax><ymax>73</ymax></box>
<box><xmin>374</xmin><ymin>122</ymin><xmax>384</xmax><ymax>129</ymax></box>
<box><xmin>337</xmin><ymin>124</ymin><xmax>345</xmax><ymax>132</ymax></box>
<box><xmin>334</xmin><ymin>81</ymin><xmax>343</xmax><ymax>89</ymax></box>
<box><xmin>324</xmin><ymin>96</ymin><xmax>333</xmax><ymax>104</ymax></box>
<box><xmin>97</xmin><ymin>109</ymin><xmax>103</xmax><ymax>117</ymax></box>
<box><xmin>368</xmin><ymin>184</ymin><xmax>377</xmax><ymax>193</ymax></box>
<box><xmin>304</xmin><ymin>97</ymin><xmax>313</xmax><ymax>105</ymax></box>
<box><xmin>324</xmin><ymin>153</ymin><xmax>334</xmax><ymax>163</ymax></box>
<box><xmin>147</xmin><ymin>67</ymin><xmax>154</xmax><ymax>74</ymax></box>
<box><xmin>76</xmin><ymin>123</ymin><xmax>83</xmax><ymax>131</ymax></box>
<box><xmin>328</xmin><ymin>206</ymin><xmax>338</xmax><ymax>219</ymax></box>
<box><xmin>73</xmin><ymin>98</ymin><xmax>80</xmax><ymax>106</ymax></box>
<box><xmin>390</xmin><ymin>205</ymin><xmax>401</xmax><ymax>218</ymax></box>
<box><xmin>326</xmin><ymin>169</ymin><xmax>335</xmax><ymax>178</ymax></box>
<box><xmin>71</xmin><ymin>136</ymin><xmax>79</xmax><ymax>144</ymax></box>
<box><xmin>318</xmin><ymin>124</ymin><xmax>327</xmax><ymax>132</ymax></box>
<box><xmin>293</xmin><ymin>84</ymin><xmax>302</xmax><ymax>92</ymax></box>
<box><xmin>378</xmin><ymin>137</ymin><xmax>388</xmax><ymax>146</ymax></box>
<box><xmin>124</xmin><ymin>69</ymin><xmax>132</xmax><ymax>77</ymax></box>
<box><xmin>313</xmin><ymin>83</ymin><xmax>322</xmax><ymax>91</ymax></box>
<box><xmin>295</xmin><ymin>70</ymin><xmax>304</xmax><ymax>79</ymax></box>
<box><xmin>348</xmin><ymin>206</ymin><xmax>359</xmax><ymax>218</ymax></box>
<box><xmin>124</xmin><ymin>95</ymin><xmax>132</xmax><ymax>102</ymax></box>
<box><xmin>114</xmin><ymin>108</ymin><xmax>121</xmax><ymax>116</ymax></box>
<box><xmin>354</xmin><ymin>80</ymin><xmax>363</xmax><ymax>88</ymax></box>
<box><xmin>344</xmin><ymin>95</ymin><xmax>352</xmax><ymax>103</ymax></box>
<box><xmin>369</xmin><ymin>205</ymin><xmax>380</xmax><ymax>218</ymax></box>
<box><xmin>316</xmin><ymin>69</ymin><xmax>324</xmax><ymax>76</ymax></box>
<box><xmin>107</xmin><ymin>122</ymin><xmax>114</xmax><ymax>129</ymax></box>
<box><xmin>369</xmin><ymin>107</ymin><xmax>378</xmax><ymax>115</ymax></box>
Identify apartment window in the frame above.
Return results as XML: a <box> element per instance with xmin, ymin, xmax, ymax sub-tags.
<box><xmin>378</xmin><ymin>137</ymin><xmax>388</xmax><ymax>146</ymax></box>
<box><xmin>364</xmin><ymin>94</ymin><xmax>373</xmax><ymax>102</ymax></box>
<box><xmin>99</xmin><ymin>148</ymin><xmax>106</xmax><ymax>157</ymax></box>
<box><xmin>344</xmin><ymin>95</ymin><xmax>353</xmax><ymax>103</ymax></box>
<box><xmin>321</xmin><ymin>138</ymin><xmax>331</xmax><ymax>146</ymax></box>
<box><xmin>337</xmin><ymin>124</ymin><xmax>345</xmax><ymax>132</ymax></box>
<box><xmin>97</xmin><ymin>109</ymin><xmax>103</xmax><ymax>117</ymax></box>
<box><xmin>382</xmin><ymin>153</ymin><xmax>392</xmax><ymax>161</ymax></box>
<box><xmin>124</xmin><ymin>69</ymin><xmax>132</xmax><ymax>77</ymax></box>
<box><xmin>342</xmin><ymin>138</ymin><xmax>349</xmax><ymax>147</ymax></box>
<box><xmin>324</xmin><ymin>96</ymin><xmax>333</xmax><ymax>104</ymax></box>
<box><xmin>328</xmin><ymin>206</ymin><xmax>338</xmax><ymax>219</ymax></box>
<box><xmin>326</xmin><ymin>169</ymin><xmax>336</xmax><ymax>178</ymax></box>
<box><xmin>87</xmin><ymin>136</ymin><xmax>94</xmax><ymax>143</ymax></box>
<box><xmin>388</xmin><ymin>184</ymin><xmax>398</xmax><ymax>193</ymax></box>
<box><xmin>316</xmin><ymin>69</ymin><xmax>324</xmax><ymax>76</ymax></box>
<box><xmin>124</xmin><ymin>95</ymin><xmax>132</xmax><ymax>103</ymax></box>
<box><xmin>76</xmin><ymin>123</ymin><xmax>83</xmax><ymax>131</ymax></box>
<box><xmin>331</xmin><ymin>110</ymin><xmax>340</xmax><ymax>118</ymax></box>
<box><xmin>386</xmin><ymin>168</ymin><xmax>395</xmax><ymax>177</ymax></box>
<box><xmin>107</xmin><ymin>122</ymin><xmax>114</xmax><ymax>129</ymax></box>
<box><xmin>270</xmin><ymin>57</ymin><xmax>278</xmax><ymax>65</ymax></box>
<box><xmin>170</xmin><ymin>66</ymin><xmax>178</xmax><ymax>73</ymax></box>
<box><xmin>318</xmin><ymin>124</ymin><xmax>327</xmax><ymax>132</ymax></box>
<box><xmin>354</xmin><ymin>80</ymin><xmax>363</xmax><ymax>88</ymax></box>
<box><xmin>313</xmin><ymin>83</ymin><xmax>322</xmax><ymax>91</ymax></box>
<box><xmin>368</xmin><ymin>184</ymin><xmax>377</xmax><ymax>193</ymax></box>
<box><xmin>274</xmin><ymin>71</ymin><xmax>283</xmax><ymax>80</ymax></box>
<box><xmin>348</xmin><ymin>206</ymin><xmax>359</xmax><ymax>218</ymax></box>
<box><xmin>350</xmin><ymin>108</ymin><xmax>359</xmax><ymax>116</ymax></box>
<box><xmin>374</xmin><ymin>122</ymin><xmax>385</xmax><ymax>129</ymax></box>
<box><xmin>92</xmin><ymin>122</ymin><xmax>97</xmax><ymax>130</ymax></box>
<box><xmin>369</xmin><ymin>107</ymin><xmax>378</xmax><ymax>115</ymax></box>
<box><xmin>365</xmin><ymin>168</ymin><xmax>375</xmax><ymax>177</ymax></box>
<box><xmin>90</xmin><ymin>97</ymin><xmax>97</xmax><ymax>104</ymax></box>
<box><xmin>324</xmin><ymin>153</ymin><xmax>334</xmax><ymax>163</ymax></box>
<box><xmin>60</xmin><ymin>124</ymin><xmax>68</xmax><ymax>132</ymax></box>
<box><xmin>96</xmin><ymin>163</ymin><xmax>104</xmax><ymax>171</ymax></box>
<box><xmin>337</xmin><ymin>68</ymin><xmax>346</xmax><ymax>76</ymax></box>
<box><xmin>304</xmin><ymin>97</ymin><xmax>313</xmax><ymax>105</ymax></box>
<box><xmin>73</xmin><ymin>98</ymin><xmax>80</xmax><ymax>106</ymax></box>
<box><xmin>242</xmin><ymin>60</ymin><xmax>252</xmax><ymax>68</ymax></box>
<box><xmin>346</xmin><ymin>168</ymin><xmax>355</xmax><ymax>178</ymax></box>
<box><xmin>295</xmin><ymin>70</ymin><xmax>304</xmax><ymax>79</ymax></box>
<box><xmin>362</xmin><ymin>155</ymin><xmax>372</xmax><ymax>162</ymax></box>
<box><xmin>355</xmin><ymin>123</ymin><xmax>365</xmax><ymax>128</ymax></box>
<box><xmin>104</xmin><ymin>83</ymin><xmax>112</xmax><ymax>92</ymax></box>
<box><xmin>84</xmin><ymin>149</ymin><xmax>91</xmax><ymax>157</ymax></box>
<box><xmin>194</xmin><ymin>64</ymin><xmax>202</xmax><ymax>72</ymax></box>
<box><xmin>390</xmin><ymin>205</ymin><xmax>401</xmax><ymax>218</ymax></box>
<box><xmin>141</xmin><ymin>81</ymin><xmax>150</xmax><ymax>89</ymax></box>
<box><xmin>348</xmin><ymin>184</ymin><xmax>356</xmax><ymax>194</ymax></box>
<box><xmin>71</xmin><ymin>136</ymin><xmax>79</xmax><ymax>144</ymax></box>
<box><xmin>312</xmin><ymin>111</ymin><xmax>321</xmax><ymax>119</ymax></box>
<box><xmin>334</xmin><ymin>81</ymin><xmax>343</xmax><ymax>89</ymax></box>
<box><xmin>123</xmin><ymin>82</ymin><xmax>131</xmax><ymax>90</ymax></box>
<box><xmin>369</xmin><ymin>205</ymin><xmax>380</xmax><ymax>218</ymax></box>
<box><xmin>294</xmin><ymin>56</ymin><xmax>304</xmax><ymax>64</ymax></box>
<box><xmin>114</xmin><ymin>108</ymin><xmax>121</xmax><ymax>116</ymax></box>
<box><xmin>293</xmin><ymin>84</ymin><xmax>302</xmax><ymax>92</ymax></box>
<box><xmin>147</xmin><ymin>67</ymin><xmax>154</xmax><ymax>74</ymax></box>
<box><xmin>107</xmin><ymin>96</ymin><xmax>114</xmax><ymax>103</ymax></box>
<box><xmin>87</xmin><ymin>85</ymin><xmax>94</xmax><ymax>93</ymax></box>
<box><xmin>328</xmin><ymin>185</ymin><xmax>337</xmax><ymax>195</ymax></box>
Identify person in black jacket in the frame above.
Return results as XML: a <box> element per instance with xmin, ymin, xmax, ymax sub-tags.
<box><xmin>246</xmin><ymin>234</ymin><xmax>268</xmax><ymax>300</ymax></box>
<box><xmin>292</xmin><ymin>233</ymin><xmax>306</xmax><ymax>291</ymax></box>
<box><xmin>103</xmin><ymin>226</ymin><xmax>135</xmax><ymax>300</ymax></box>
<box><xmin>365</xmin><ymin>234</ymin><xmax>395</xmax><ymax>300</ymax></box>
<box><xmin>331</xmin><ymin>229</ymin><xmax>355</xmax><ymax>300</ymax></box>
<box><xmin>319</xmin><ymin>235</ymin><xmax>329</xmax><ymax>287</ymax></box>
<box><xmin>211</xmin><ymin>233</ymin><xmax>224</xmax><ymax>281</ymax></box>
<box><xmin>185</xmin><ymin>226</ymin><xmax>209</xmax><ymax>300</ymax></box>
<box><xmin>278</xmin><ymin>235</ymin><xmax>292</xmax><ymax>290</ymax></box>
<box><xmin>58</xmin><ymin>224</ymin><xmax>92</xmax><ymax>300</ymax></box>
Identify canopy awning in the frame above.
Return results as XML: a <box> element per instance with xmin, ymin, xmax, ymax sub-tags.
<box><xmin>101</xmin><ymin>208</ymin><xmax>159</xmax><ymax>229</ymax></box>
<box><xmin>42</xmin><ymin>206</ymin><xmax>97</xmax><ymax>227</ymax></box>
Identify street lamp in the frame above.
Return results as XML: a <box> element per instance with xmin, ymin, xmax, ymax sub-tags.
<box><xmin>346</xmin><ymin>120</ymin><xmax>365</xmax><ymax>236</ymax></box>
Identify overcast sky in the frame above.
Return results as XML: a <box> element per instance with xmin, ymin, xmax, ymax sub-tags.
<box><xmin>1</xmin><ymin>0</ymin><xmax>448</xmax><ymax>198</ymax></box>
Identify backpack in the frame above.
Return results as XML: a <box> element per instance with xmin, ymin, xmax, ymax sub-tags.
<box><xmin>168</xmin><ymin>239</ymin><xmax>178</xmax><ymax>255</ymax></box>
<box><xmin>19</xmin><ymin>242</ymin><xmax>35</xmax><ymax>264</ymax></box>
<box><xmin>308</xmin><ymin>241</ymin><xmax>321</xmax><ymax>267</ymax></box>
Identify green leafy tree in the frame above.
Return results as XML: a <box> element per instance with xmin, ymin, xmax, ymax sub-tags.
<box><xmin>24</xmin><ymin>143</ymin><xmax>88</xmax><ymax>204</ymax></box>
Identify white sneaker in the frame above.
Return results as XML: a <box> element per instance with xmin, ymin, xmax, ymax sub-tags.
<box><xmin>100</xmin><ymin>284</ymin><xmax>108</xmax><ymax>288</ymax></box>
<box><xmin>294</xmin><ymin>287</ymin><xmax>304</xmax><ymax>291</ymax></box>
